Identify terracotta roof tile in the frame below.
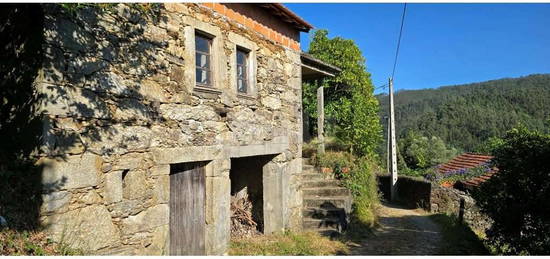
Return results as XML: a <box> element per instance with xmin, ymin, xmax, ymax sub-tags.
<box><xmin>438</xmin><ymin>153</ymin><xmax>499</xmax><ymax>191</ymax></box>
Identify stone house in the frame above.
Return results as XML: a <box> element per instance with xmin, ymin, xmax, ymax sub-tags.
<box><xmin>3</xmin><ymin>3</ymin><xmax>338</xmax><ymax>255</ymax></box>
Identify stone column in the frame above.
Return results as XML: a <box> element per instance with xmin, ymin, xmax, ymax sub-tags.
<box><xmin>205</xmin><ymin>159</ymin><xmax>231</xmax><ymax>255</ymax></box>
<box><xmin>317</xmin><ymin>86</ymin><xmax>325</xmax><ymax>154</ymax></box>
<box><xmin>262</xmin><ymin>159</ymin><xmax>284</xmax><ymax>234</ymax></box>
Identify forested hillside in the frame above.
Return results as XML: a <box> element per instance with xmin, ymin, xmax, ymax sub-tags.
<box><xmin>377</xmin><ymin>74</ymin><xmax>550</xmax><ymax>152</ymax></box>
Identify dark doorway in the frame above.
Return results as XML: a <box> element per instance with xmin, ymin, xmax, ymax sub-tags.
<box><xmin>229</xmin><ymin>155</ymin><xmax>271</xmax><ymax>236</ymax></box>
<box><xmin>169</xmin><ymin>161</ymin><xmax>207</xmax><ymax>255</ymax></box>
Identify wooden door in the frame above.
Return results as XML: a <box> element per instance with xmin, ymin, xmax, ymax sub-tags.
<box><xmin>169</xmin><ymin>162</ymin><xmax>206</xmax><ymax>255</ymax></box>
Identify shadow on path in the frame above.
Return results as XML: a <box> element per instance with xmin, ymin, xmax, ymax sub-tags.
<box><xmin>347</xmin><ymin>201</ymin><xmax>490</xmax><ymax>255</ymax></box>
<box><xmin>349</xmin><ymin>202</ymin><xmax>443</xmax><ymax>255</ymax></box>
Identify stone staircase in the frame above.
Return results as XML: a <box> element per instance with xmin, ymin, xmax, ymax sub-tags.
<box><xmin>301</xmin><ymin>159</ymin><xmax>352</xmax><ymax>236</ymax></box>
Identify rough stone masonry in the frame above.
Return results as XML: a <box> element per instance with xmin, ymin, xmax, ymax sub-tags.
<box><xmin>31</xmin><ymin>3</ymin><xmax>306</xmax><ymax>255</ymax></box>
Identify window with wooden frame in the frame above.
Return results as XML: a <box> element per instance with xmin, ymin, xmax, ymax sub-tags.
<box><xmin>195</xmin><ymin>33</ymin><xmax>212</xmax><ymax>87</ymax></box>
<box><xmin>236</xmin><ymin>47</ymin><xmax>249</xmax><ymax>94</ymax></box>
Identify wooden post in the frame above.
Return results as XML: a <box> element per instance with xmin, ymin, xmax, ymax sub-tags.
<box><xmin>459</xmin><ymin>197</ymin><xmax>465</xmax><ymax>223</ymax></box>
<box><xmin>389</xmin><ymin>78</ymin><xmax>398</xmax><ymax>202</ymax></box>
<box><xmin>317</xmin><ymin>86</ymin><xmax>325</xmax><ymax>154</ymax></box>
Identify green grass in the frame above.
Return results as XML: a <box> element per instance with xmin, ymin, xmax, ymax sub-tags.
<box><xmin>429</xmin><ymin>214</ymin><xmax>490</xmax><ymax>255</ymax></box>
<box><xmin>0</xmin><ymin>229</ymin><xmax>82</xmax><ymax>255</ymax></box>
<box><xmin>229</xmin><ymin>231</ymin><xmax>349</xmax><ymax>255</ymax></box>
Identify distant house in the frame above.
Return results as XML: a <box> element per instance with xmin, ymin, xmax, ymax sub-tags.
<box><xmin>436</xmin><ymin>153</ymin><xmax>497</xmax><ymax>191</ymax></box>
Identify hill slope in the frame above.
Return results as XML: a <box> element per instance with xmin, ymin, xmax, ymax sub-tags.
<box><xmin>377</xmin><ymin>74</ymin><xmax>550</xmax><ymax>151</ymax></box>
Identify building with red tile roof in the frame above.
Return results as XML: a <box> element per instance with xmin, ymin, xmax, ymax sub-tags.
<box><xmin>436</xmin><ymin>153</ymin><xmax>498</xmax><ymax>191</ymax></box>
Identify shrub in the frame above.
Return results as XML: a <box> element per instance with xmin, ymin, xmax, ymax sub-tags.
<box><xmin>312</xmin><ymin>151</ymin><xmax>354</xmax><ymax>179</ymax></box>
<box><xmin>342</xmin><ymin>157</ymin><xmax>380</xmax><ymax>228</ymax></box>
<box><xmin>312</xmin><ymin>151</ymin><xmax>380</xmax><ymax>229</ymax></box>
<box><xmin>472</xmin><ymin>127</ymin><xmax>550</xmax><ymax>255</ymax></box>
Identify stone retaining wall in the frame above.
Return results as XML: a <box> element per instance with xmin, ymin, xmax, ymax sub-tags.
<box><xmin>33</xmin><ymin>3</ymin><xmax>303</xmax><ymax>255</ymax></box>
<box><xmin>377</xmin><ymin>174</ymin><xmax>492</xmax><ymax>232</ymax></box>
<box><xmin>430</xmin><ymin>186</ymin><xmax>493</xmax><ymax>232</ymax></box>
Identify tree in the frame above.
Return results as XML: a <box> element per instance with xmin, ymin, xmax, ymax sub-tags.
<box><xmin>473</xmin><ymin>127</ymin><xmax>550</xmax><ymax>255</ymax></box>
<box><xmin>304</xmin><ymin>29</ymin><xmax>381</xmax><ymax>156</ymax></box>
<box><xmin>399</xmin><ymin>131</ymin><xmax>458</xmax><ymax>169</ymax></box>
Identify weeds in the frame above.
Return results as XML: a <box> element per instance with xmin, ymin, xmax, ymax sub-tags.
<box><xmin>0</xmin><ymin>229</ymin><xmax>82</xmax><ymax>255</ymax></box>
<box><xmin>229</xmin><ymin>231</ymin><xmax>349</xmax><ymax>255</ymax></box>
<box><xmin>342</xmin><ymin>157</ymin><xmax>380</xmax><ymax>229</ymax></box>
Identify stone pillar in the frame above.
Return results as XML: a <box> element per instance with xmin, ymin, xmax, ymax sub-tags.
<box><xmin>284</xmin><ymin>158</ymin><xmax>303</xmax><ymax>230</ymax></box>
<box><xmin>205</xmin><ymin>159</ymin><xmax>231</xmax><ymax>255</ymax></box>
<box><xmin>317</xmin><ymin>86</ymin><xmax>325</xmax><ymax>154</ymax></box>
<box><xmin>262</xmin><ymin>159</ymin><xmax>284</xmax><ymax>234</ymax></box>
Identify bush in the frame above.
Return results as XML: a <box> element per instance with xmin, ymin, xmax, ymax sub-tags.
<box><xmin>341</xmin><ymin>157</ymin><xmax>380</xmax><ymax>228</ymax></box>
<box><xmin>312</xmin><ymin>151</ymin><xmax>354</xmax><ymax>179</ymax></box>
<box><xmin>472</xmin><ymin>127</ymin><xmax>550</xmax><ymax>255</ymax></box>
<box><xmin>312</xmin><ymin>151</ymin><xmax>380</xmax><ymax>229</ymax></box>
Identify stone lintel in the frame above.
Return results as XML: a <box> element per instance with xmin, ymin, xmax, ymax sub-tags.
<box><xmin>152</xmin><ymin>138</ymin><xmax>290</xmax><ymax>165</ymax></box>
<box><xmin>151</xmin><ymin>145</ymin><xmax>225</xmax><ymax>165</ymax></box>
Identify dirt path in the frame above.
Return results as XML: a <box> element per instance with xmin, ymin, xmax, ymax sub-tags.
<box><xmin>349</xmin><ymin>203</ymin><xmax>443</xmax><ymax>255</ymax></box>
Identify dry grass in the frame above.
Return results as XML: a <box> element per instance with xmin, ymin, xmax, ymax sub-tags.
<box><xmin>229</xmin><ymin>231</ymin><xmax>349</xmax><ymax>256</ymax></box>
<box><xmin>0</xmin><ymin>229</ymin><xmax>82</xmax><ymax>255</ymax></box>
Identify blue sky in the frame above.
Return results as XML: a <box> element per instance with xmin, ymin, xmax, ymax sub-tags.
<box><xmin>286</xmin><ymin>3</ymin><xmax>550</xmax><ymax>94</ymax></box>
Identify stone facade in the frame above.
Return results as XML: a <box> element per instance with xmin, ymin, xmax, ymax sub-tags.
<box><xmin>34</xmin><ymin>3</ymin><xmax>305</xmax><ymax>255</ymax></box>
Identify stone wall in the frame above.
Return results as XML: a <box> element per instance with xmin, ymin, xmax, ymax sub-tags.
<box><xmin>35</xmin><ymin>3</ymin><xmax>303</xmax><ymax>255</ymax></box>
<box><xmin>377</xmin><ymin>174</ymin><xmax>492</xmax><ymax>233</ymax></box>
<box><xmin>377</xmin><ymin>174</ymin><xmax>432</xmax><ymax>210</ymax></box>
<box><xmin>430</xmin><ymin>186</ymin><xmax>493</xmax><ymax>232</ymax></box>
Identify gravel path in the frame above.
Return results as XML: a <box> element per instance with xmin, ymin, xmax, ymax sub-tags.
<box><xmin>349</xmin><ymin>203</ymin><xmax>443</xmax><ymax>255</ymax></box>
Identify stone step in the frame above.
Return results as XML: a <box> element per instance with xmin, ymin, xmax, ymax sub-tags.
<box><xmin>302</xmin><ymin>158</ymin><xmax>311</xmax><ymax>165</ymax></box>
<box><xmin>303</xmin><ymin>196</ymin><xmax>351</xmax><ymax>209</ymax></box>
<box><xmin>301</xmin><ymin>180</ymin><xmax>341</xmax><ymax>188</ymax></box>
<box><xmin>302</xmin><ymin>187</ymin><xmax>350</xmax><ymax>197</ymax></box>
<box><xmin>303</xmin><ymin>207</ymin><xmax>347</xmax><ymax>219</ymax></box>
<box><xmin>301</xmin><ymin>173</ymin><xmax>328</xmax><ymax>181</ymax></box>
<box><xmin>303</xmin><ymin>217</ymin><xmax>344</xmax><ymax>231</ymax></box>
<box><xmin>302</xmin><ymin>164</ymin><xmax>316</xmax><ymax>173</ymax></box>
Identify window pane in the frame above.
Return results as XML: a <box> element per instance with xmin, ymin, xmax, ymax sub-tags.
<box><xmin>237</xmin><ymin>50</ymin><xmax>246</xmax><ymax>65</ymax></box>
<box><xmin>195</xmin><ymin>35</ymin><xmax>210</xmax><ymax>53</ymax></box>
<box><xmin>196</xmin><ymin>53</ymin><xmax>209</xmax><ymax>68</ymax></box>
<box><xmin>238</xmin><ymin>78</ymin><xmax>247</xmax><ymax>93</ymax></box>
<box><xmin>237</xmin><ymin>65</ymin><xmax>244</xmax><ymax>77</ymax></box>
<box><xmin>196</xmin><ymin>68</ymin><xmax>210</xmax><ymax>85</ymax></box>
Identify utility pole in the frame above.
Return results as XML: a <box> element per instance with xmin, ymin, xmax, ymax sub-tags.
<box><xmin>388</xmin><ymin>78</ymin><xmax>398</xmax><ymax>202</ymax></box>
<box><xmin>385</xmin><ymin>115</ymin><xmax>390</xmax><ymax>174</ymax></box>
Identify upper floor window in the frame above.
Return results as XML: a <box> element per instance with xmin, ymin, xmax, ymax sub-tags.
<box><xmin>195</xmin><ymin>33</ymin><xmax>212</xmax><ymax>87</ymax></box>
<box><xmin>236</xmin><ymin>48</ymin><xmax>249</xmax><ymax>93</ymax></box>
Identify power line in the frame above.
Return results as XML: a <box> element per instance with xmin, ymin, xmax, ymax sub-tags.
<box><xmin>391</xmin><ymin>3</ymin><xmax>407</xmax><ymax>80</ymax></box>
<box><xmin>375</xmin><ymin>83</ymin><xmax>388</xmax><ymax>90</ymax></box>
